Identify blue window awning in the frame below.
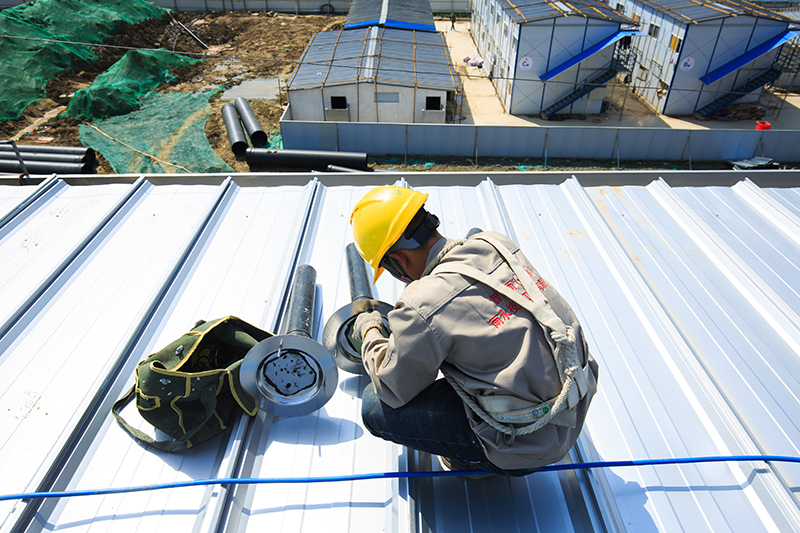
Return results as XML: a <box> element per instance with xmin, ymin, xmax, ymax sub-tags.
<box><xmin>540</xmin><ymin>30</ymin><xmax>640</xmax><ymax>82</ymax></box>
<box><xmin>700</xmin><ymin>30</ymin><xmax>799</xmax><ymax>85</ymax></box>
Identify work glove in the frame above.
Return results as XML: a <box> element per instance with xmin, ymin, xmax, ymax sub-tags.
<box><xmin>352</xmin><ymin>310</ymin><xmax>385</xmax><ymax>343</ymax></box>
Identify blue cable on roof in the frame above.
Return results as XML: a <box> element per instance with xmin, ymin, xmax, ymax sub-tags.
<box><xmin>3</xmin><ymin>455</ymin><xmax>799</xmax><ymax>502</ymax></box>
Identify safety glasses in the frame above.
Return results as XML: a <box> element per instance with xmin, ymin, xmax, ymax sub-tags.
<box><xmin>379</xmin><ymin>254</ymin><xmax>412</xmax><ymax>284</ymax></box>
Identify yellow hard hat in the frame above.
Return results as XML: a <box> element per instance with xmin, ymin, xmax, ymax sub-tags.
<box><xmin>350</xmin><ymin>186</ymin><xmax>429</xmax><ymax>283</ymax></box>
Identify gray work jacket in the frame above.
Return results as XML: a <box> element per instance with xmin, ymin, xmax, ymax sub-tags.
<box><xmin>362</xmin><ymin>232</ymin><xmax>599</xmax><ymax>470</ymax></box>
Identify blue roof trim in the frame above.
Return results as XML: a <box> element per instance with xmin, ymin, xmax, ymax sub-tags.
<box><xmin>344</xmin><ymin>19</ymin><xmax>436</xmax><ymax>31</ymax></box>
<box><xmin>383</xmin><ymin>19</ymin><xmax>436</xmax><ymax>31</ymax></box>
<box><xmin>540</xmin><ymin>30</ymin><xmax>640</xmax><ymax>82</ymax></box>
<box><xmin>700</xmin><ymin>30</ymin><xmax>800</xmax><ymax>85</ymax></box>
<box><xmin>344</xmin><ymin>19</ymin><xmax>381</xmax><ymax>29</ymax></box>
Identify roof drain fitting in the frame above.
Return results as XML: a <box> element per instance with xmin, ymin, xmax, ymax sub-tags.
<box><xmin>322</xmin><ymin>243</ymin><xmax>393</xmax><ymax>375</ymax></box>
<box><xmin>241</xmin><ymin>264</ymin><xmax>338</xmax><ymax>417</ymax></box>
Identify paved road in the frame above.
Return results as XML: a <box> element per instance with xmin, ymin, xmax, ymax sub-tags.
<box><xmin>438</xmin><ymin>20</ymin><xmax>800</xmax><ymax>131</ymax></box>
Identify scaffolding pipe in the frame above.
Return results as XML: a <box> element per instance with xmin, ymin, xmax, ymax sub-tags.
<box><xmin>234</xmin><ymin>97</ymin><xmax>268</xmax><ymax>147</ymax></box>
<box><xmin>222</xmin><ymin>103</ymin><xmax>248</xmax><ymax>158</ymax></box>
<box><xmin>245</xmin><ymin>148</ymin><xmax>369</xmax><ymax>171</ymax></box>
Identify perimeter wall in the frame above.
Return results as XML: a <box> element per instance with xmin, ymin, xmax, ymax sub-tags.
<box><xmin>280</xmin><ymin>105</ymin><xmax>800</xmax><ymax>161</ymax></box>
<box><xmin>1</xmin><ymin>0</ymin><xmax>472</xmax><ymax>14</ymax></box>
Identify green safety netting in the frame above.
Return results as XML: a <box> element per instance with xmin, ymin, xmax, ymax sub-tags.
<box><xmin>79</xmin><ymin>90</ymin><xmax>233</xmax><ymax>174</ymax></box>
<box><xmin>0</xmin><ymin>0</ymin><xmax>168</xmax><ymax>121</ymax></box>
<box><xmin>62</xmin><ymin>49</ymin><xmax>203</xmax><ymax>121</ymax></box>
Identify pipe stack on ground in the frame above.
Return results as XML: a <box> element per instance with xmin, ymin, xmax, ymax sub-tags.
<box><xmin>245</xmin><ymin>148</ymin><xmax>370</xmax><ymax>172</ymax></box>
<box><xmin>222</xmin><ymin>97</ymin><xmax>267</xmax><ymax>159</ymax></box>
<box><xmin>0</xmin><ymin>144</ymin><xmax>96</xmax><ymax>174</ymax></box>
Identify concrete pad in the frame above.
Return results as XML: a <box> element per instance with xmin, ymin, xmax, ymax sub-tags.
<box><xmin>436</xmin><ymin>20</ymin><xmax>800</xmax><ymax>131</ymax></box>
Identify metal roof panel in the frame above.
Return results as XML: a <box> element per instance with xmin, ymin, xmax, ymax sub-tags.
<box><xmin>2</xmin><ymin>174</ymin><xmax>800</xmax><ymax>532</ymax></box>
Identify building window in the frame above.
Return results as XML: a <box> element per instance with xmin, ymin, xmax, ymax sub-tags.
<box><xmin>330</xmin><ymin>96</ymin><xmax>347</xmax><ymax>109</ymax></box>
<box><xmin>503</xmin><ymin>22</ymin><xmax>508</xmax><ymax>37</ymax></box>
<box><xmin>670</xmin><ymin>35</ymin><xmax>683</xmax><ymax>52</ymax></box>
<box><xmin>648</xmin><ymin>24</ymin><xmax>659</xmax><ymax>38</ymax></box>
<box><xmin>637</xmin><ymin>65</ymin><xmax>648</xmax><ymax>81</ymax></box>
<box><xmin>650</xmin><ymin>59</ymin><xmax>662</xmax><ymax>77</ymax></box>
<box><xmin>616</xmin><ymin>2</ymin><xmax>624</xmax><ymax>13</ymax></box>
<box><xmin>375</xmin><ymin>92</ymin><xmax>399</xmax><ymax>103</ymax></box>
<box><xmin>425</xmin><ymin>96</ymin><xmax>441</xmax><ymax>111</ymax></box>
<box><xmin>511</xmin><ymin>35</ymin><xmax>518</xmax><ymax>53</ymax></box>
<box><xmin>631</xmin><ymin>12</ymin><xmax>639</xmax><ymax>22</ymax></box>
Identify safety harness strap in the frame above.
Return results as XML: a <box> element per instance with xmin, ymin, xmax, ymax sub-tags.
<box><xmin>434</xmin><ymin>233</ymin><xmax>591</xmax><ymax>444</ymax></box>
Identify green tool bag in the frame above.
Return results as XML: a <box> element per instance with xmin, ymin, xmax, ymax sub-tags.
<box><xmin>113</xmin><ymin>316</ymin><xmax>273</xmax><ymax>452</ymax></box>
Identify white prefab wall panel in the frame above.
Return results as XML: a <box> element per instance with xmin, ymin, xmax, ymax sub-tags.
<box><xmin>665</xmin><ymin>18</ymin><xmax>788</xmax><ymax>116</ymax></box>
<box><xmin>289</xmin><ymin>85</ymin><xmax>448</xmax><ymax>123</ymax></box>
<box><xmin>506</xmin><ymin>19</ymin><xmax>620</xmax><ymax>115</ymax></box>
<box><xmin>626</xmin><ymin>3</ymin><xmax>686</xmax><ymax>114</ymax></box>
<box><xmin>289</xmin><ymin>88</ymin><xmax>326</xmax><ymax>122</ymax></box>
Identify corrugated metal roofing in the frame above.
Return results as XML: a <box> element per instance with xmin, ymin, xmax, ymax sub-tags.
<box><xmin>345</xmin><ymin>0</ymin><xmax>437</xmax><ymax>31</ymax></box>
<box><xmin>1</xmin><ymin>172</ymin><xmax>800</xmax><ymax>532</ymax></box>
<box><xmin>288</xmin><ymin>27</ymin><xmax>459</xmax><ymax>92</ymax></box>
<box><xmin>500</xmin><ymin>0</ymin><xmax>630</xmax><ymax>24</ymax></box>
<box><xmin>631</xmin><ymin>0</ymin><xmax>796</xmax><ymax>24</ymax></box>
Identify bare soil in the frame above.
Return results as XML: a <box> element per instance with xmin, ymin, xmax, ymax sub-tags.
<box><xmin>1</xmin><ymin>11</ymin><xmax>343</xmax><ymax>174</ymax></box>
<box><xmin>0</xmin><ymin>12</ymin><xmax>732</xmax><ymax>174</ymax></box>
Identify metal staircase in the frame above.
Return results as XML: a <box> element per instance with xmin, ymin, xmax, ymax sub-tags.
<box><xmin>693</xmin><ymin>67</ymin><xmax>782</xmax><ymax>119</ymax></box>
<box><xmin>540</xmin><ymin>46</ymin><xmax>635</xmax><ymax>119</ymax></box>
<box><xmin>694</xmin><ymin>41</ymin><xmax>799</xmax><ymax>119</ymax></box>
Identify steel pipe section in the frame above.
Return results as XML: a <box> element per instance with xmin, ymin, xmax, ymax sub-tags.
<box><xmin>0</xmin><ymin>159</ymin><xmax>92</xmax><ymax>174</ymax></box>
<box><xmin>245</xmin><ymin>148</ymin><xmax>370</xmax><ymax>172</ymax></box>
<box><xmin>0</xmin><ymin>151</ymin><xmax>91</xmax><ymax>164</ymax></box>
<box><xmin>322</xmin><ymin>244</ymin><xmax>393</xmax><ymax>375</ymax></box>
<box><xmin>241</xmin><ymin>264</ymin><xmax>338</xmax><ymax>417</ymax></box>
<box><xmin>0</xmin><ymin>145</ymin><xmax>96</xmax><ymax>160</ymax></box>
<box><xmin>234</xmin><ymin>97</ymin><xmax>267</xmax><ymax>147</ymax></box>
<box><xmin>222</xmin><ymin>103</ymin><xmax>248</xmax><ymax>158</ymax></box>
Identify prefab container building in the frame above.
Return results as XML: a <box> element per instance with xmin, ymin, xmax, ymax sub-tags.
<box><xmin>470</xmin><ymin>0</ymin><xmax>638</xmax><ymax>118</ymax></box>
<box><xmin>287</xmin><ymin>0</ymin><xmax>461</xmax><ymax>123</ymax></box>
<box><xmin>616</xmin><ymin>0</ymin><xmax>799</xmax><ymax>117</ymax></box>
<box><xmin>287</xmin><ymin>26</ymin><xmax>461</xmax><ymax>123</ymax></box>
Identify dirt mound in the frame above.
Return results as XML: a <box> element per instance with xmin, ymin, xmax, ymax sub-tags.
<box><xmin>3</xmin><ymin>12</ymin><xmax>343</xmax><ymax>174</ymax></box>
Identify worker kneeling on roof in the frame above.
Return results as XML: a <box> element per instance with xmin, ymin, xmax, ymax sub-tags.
<box><xmin>350</xmin><ymin>186</ymin><xmax>599</xmax><ymax>476</ymax></box>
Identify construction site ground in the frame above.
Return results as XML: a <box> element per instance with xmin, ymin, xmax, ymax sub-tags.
<box><xmin>1</xmin><ymin>12</ymin><xmax>798</xmax><ymax>174</ymax></box>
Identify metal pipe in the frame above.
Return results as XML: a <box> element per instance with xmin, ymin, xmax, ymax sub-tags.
<box><xmin>222</xmin><ymin>103</ymin><xmax>248</xmax><ymax>158</ymax></box>
<box><xmin>346</xmin><ymin>243</ymin><xmax>373</xmax><ymax>302</ymax></box>
<box><xmin>0</xmin><ymin>152</ymin><xmax>91</xmax><ymax>164</ymax></box>
<box><xmin>0</xmin><ymin>160</ymin><xmax>92</xmax><ymax>174</ymax></box>
<box><xmin>283</xmin><ymin>264</ymin><xmax>317</xmax><ymax>338</ymax></box>
<box><xmin>234</xmin><ymin>97</ymin><xmax>268</xmax><ymax>147</ymax></box>
<box><xmin>325</xmin><ymin>165</ymin><xmax>361</xmax><ymax>173</ymax></box>
<box><xmin>245</xmin><ymin>148</ymin><xmax>369</xmax><ymax>171</ymax></box>
<box><xmin>0</xmin><ymin>145</ymin><xmax>95</xmax><ymax>160</ymax></box>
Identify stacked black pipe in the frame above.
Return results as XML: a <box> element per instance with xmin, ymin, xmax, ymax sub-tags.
<box><xmin>0</xmin><ymin>144</ymin><xmax>96</xmax><ymax>174</ymax></box>
<box><xmin>222</xmin><ymin>97</ymin><xmax>267</xmax><ymax>158</ymax></box>
<box><xmin>245</xmin><ymin>148</ymin><xmax>370</xmax><ymax>172</ymax></box>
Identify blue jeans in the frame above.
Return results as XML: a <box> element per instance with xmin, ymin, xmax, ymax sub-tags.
<box><xmin>361</xmin><ymin>379</ymin><xmax>538</xmax><ymax>477</ymax></box>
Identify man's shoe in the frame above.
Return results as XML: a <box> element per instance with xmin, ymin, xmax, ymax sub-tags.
<box><xmin>437</xmin><ymin>456</ymin><xmax>493</xmax><ymax>479</ymax></box>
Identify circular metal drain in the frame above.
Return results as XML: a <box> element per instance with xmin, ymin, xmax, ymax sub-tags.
<box><xmin>241</xmin><ymin>335</ymin><xmax>338</xmax><ymax>417</ymax></box>
<box><xmin>322</xmin><ymin>300</ymin><xmax>393</xmax><ymax>375</ymax></box>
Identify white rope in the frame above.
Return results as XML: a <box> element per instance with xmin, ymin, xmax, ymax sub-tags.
<box><xmin>421</xmin><ymin>239</ymin><xmax>463</xmax><ymax>278</ymax></box>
